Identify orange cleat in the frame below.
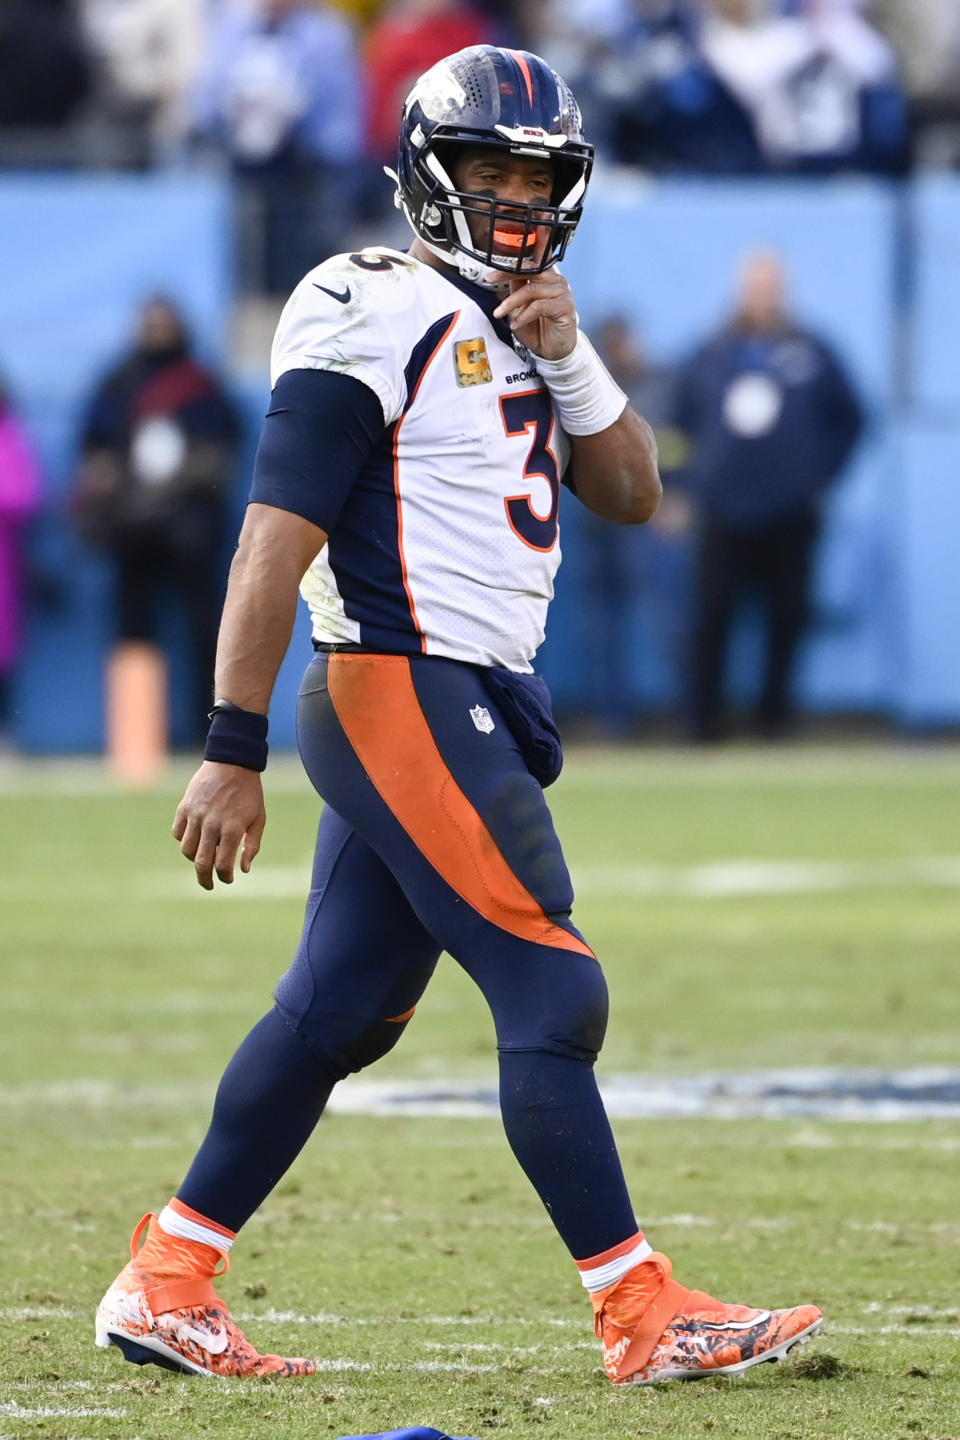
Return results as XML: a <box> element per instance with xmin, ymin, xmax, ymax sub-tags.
<box><xmin>592</xmin><ymin>1252</ymin><xmax>822</xmax><ymax>1385</ymax></box>
<box><xmin>94</xmin><ymin>1215</ymin><xmax>315</xmax><ymax>1378</ymax></box>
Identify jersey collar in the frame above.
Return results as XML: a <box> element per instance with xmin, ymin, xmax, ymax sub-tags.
<box><xmin>429</xmin><ymin>263</ymin><xmax>519</xmax><ymax>352</ymax></box>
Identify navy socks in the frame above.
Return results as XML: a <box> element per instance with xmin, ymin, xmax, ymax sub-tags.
<box><xmin>498</xmin><ymin>1049</ymin><xmax>637</xmax><ymax>1260</ymax></box>
<box><xmin>177</xmin><ymin>1009</ymin><xmax>637</xmax><ymax>1262</ymax></box>
<box><xmin>178</xmin><ymin>1007</ymin><xmax>338</xmax><ymax>1233</ymax></box>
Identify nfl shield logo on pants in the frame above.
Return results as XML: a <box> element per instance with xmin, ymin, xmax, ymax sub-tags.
<box><xmin>469</xmin><ymin>705</ymin><xmax>495</xmax><ymax>734</ymax></box>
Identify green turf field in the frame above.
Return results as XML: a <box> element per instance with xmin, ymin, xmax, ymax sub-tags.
<box><xmin>1</xmin><ymin>746</ymin><xmax>959</xmax><ymax>1439</ymax></box>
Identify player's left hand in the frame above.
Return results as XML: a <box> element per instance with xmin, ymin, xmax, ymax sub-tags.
<box><xmin>493</xmin><ymin>269</ymin><xmax>578</xmax><ymax>361</ymax></box>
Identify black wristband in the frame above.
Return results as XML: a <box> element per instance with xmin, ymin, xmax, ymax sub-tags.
<box><xmin>204</xmin><ymin>704</ymin><xmax>269</xmax><ymax>772</ymax></box>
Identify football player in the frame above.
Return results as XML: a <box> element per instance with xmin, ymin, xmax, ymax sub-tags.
<box><xmin>95</xmin><ymin>45</ymin><xmax>822</xmax><ymax>1385</ymax></box>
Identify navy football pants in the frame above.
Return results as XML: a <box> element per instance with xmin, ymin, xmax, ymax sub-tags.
<box><xmin>179</xmin><ymin>653</ymin><xmax>638</xmax><ymax>1260</ymax></box>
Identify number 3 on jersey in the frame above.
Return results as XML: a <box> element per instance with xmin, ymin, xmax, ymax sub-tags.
<box><xmin>500</xmin><ymin>389</ymin><xmax>561</xmax><ymax>553</ymax></box>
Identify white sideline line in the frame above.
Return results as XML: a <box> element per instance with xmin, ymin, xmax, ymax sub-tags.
<box><xmin>780</xmin><ymin>1133</ymin><xmax>960</xmax><ymax>1152</ymax></box>
<box><xmin>309</xmin><ymin>1359</ymin><xmax>370</xmax><ymax>1372</ymax></box>
<box><xmin>7</xmin><ymin>1303</ymin><xmax>958</xmax><ymax>1330</ymax></box>
<box><xmin>0</xmin><ymin>1402</ymin><xmax>126</xmax><ymax>1419</ymax></box>
<box><xmin>134</xmin><ymin>853</ymin><xmax>960</xmax><ymax>904</ymax></box>
<box><xmin>308</xmin><ymin>1359</ymin><xmax>505</xmax><ymax>1375</ymax></box>
<box><xmin>422</xmin><ymin>1342</ymin><xmax>595</xmax><ymax>1354</ymax></box>
<box><xmin>410</xmin><ymin>1361</ymin><xmax>500</xmax><ymax>1373</ymax></box>
<box><xmin>0</xmin><ymin>1305</ymin><xmax>585</xmax><ymax>1333</ymax></box>
<box><xmin>575</xmin><ymin>856</ymin><xmax>960</xmax><ymax>898</ymax></box>
<box><xmin>863</xmin><ymin>1303</ymin><xmax>959</xmax><ymax>1318</ymax></box>
<box><xmin>246</xmin><ymin>1309</ymin><xmax>582</xmax><ymax>1329</ymax></box>
<box><xmin>8</xmin><ymin>852</ymin><xmax>960</xmax><ymax>907</ymax></box>
<box><xmin>0</xmin><ymin>1080</ymin><xmax>211</xmax><ymax>1108</ymax></box>
<box><xmin>831</xmin><ymin>1324</ymin><xmax>960</xmax><ymax>1337</ymax></box>
<box><xmin>4</xmin><ymin>1067</ymin><xmax>960</xmax><ymax>1120</ymax></box>
<box><xmin>7</xmin><ymin>1308</ymin><xmax>960</xmax><ymax>1345</ymax></box>
<box><xmin>0</xmin><ymin>1306</ymin><xmax>576</xmax><ymax>1326</ymax></box>
<box><xmin>557</xmin><ymin>749</ymin><xmax>960</xmax><ymax>788</ymax></box>
<box><xmin>8</xmin><ymin>1382</ymin><xmax>131</xmax><ymax>1394</ymax></box>
<box><xmin>296</xmin><ymin>1359</ymin><xmax>546</xmax><ymax>1375</ymax></box>
<box><xmin>1</xmin><ymin>747</ymin><xmax>958</xmax><ymax>798</ymax></box>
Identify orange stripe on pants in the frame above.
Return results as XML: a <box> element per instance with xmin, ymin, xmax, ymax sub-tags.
<box><xmin>327</xmin><ymin>654</ymin><xmax>594</xmax><ymax>958</ymax></box>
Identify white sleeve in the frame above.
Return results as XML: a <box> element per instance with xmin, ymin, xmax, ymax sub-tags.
<box><xmin>270</xmin><ymin>254</ymin><xmax>407</xmax><ymax>426</ymax></box>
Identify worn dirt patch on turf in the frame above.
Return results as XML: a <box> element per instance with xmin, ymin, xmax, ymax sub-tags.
<box><xmin>789</xmin><ymin>1352</ymin><xmax>853</xmax><ymax>1381</ymax></box>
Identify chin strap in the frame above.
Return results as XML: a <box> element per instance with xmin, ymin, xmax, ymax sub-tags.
<box><xmin>382</xmin><ymin>164</ymin><xmax>515</xmax><ymax>292</ymax></box>
<box><xmin>420</xmin><ymin>236</ymin><xmax>510</xmax><ymax>290</ymax></box>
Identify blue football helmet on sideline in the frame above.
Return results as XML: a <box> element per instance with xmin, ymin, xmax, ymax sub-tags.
<box><xmin>391</xmin><ymin>45</ymin><xmax>594</xmax><ymax>286</ymax></box>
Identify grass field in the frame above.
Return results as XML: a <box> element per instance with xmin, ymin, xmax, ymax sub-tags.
<box><xmin>2</xmin><ymin>745</ymin><xmax>959</xmax><ymax>1440</ymax></box>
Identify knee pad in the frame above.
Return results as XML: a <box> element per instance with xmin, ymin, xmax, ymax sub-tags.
<box><xmin>276</xmin><ymin>1002</ymin><xmax>412</xmax><ymax>1079</ymax></box>
<box><xmin>498</xmin><ymin>955</ymin><xmax>609</xmax><ymax>1063</ymax></box>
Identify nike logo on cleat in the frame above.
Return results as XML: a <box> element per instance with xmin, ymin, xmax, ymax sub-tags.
<box><xmin>313</xmin><ymin>282</ymin><xmax>351</xmax><ymax>304</ymax></box>
<box><xmin>697</xmin><ymin>1312</ymin><xmax>772</xmax><ymax>1330</ymax></box>
<box><xmin>178</xmin><ymin>1322</ymin><xmax>229</xmax><ymax>1354</ymax></box>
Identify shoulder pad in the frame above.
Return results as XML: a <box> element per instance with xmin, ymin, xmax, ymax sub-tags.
<box><xmin>271</xmin><ymin>250</ymin><xmax>419</xmax><ymax>422</ymax></box>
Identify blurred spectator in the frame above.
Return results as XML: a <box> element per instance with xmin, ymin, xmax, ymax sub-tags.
<box><xmin>190</xmin><ymin>0</ymin><xmax>363</xmax><ymax>293</ymax></box>
<box><xmin>876</xmin><ymin>0</ymin><xmax>960</xmax><ymax>98</ymax></box>
<box><xmin>0</xmin><ymin>0</ymin><xmax>90</xmax><ymax>137</ymax></box>
<box><xmin>871</xmin><ymin>0</ymin><xmax>960</xmax><ymax>164</ymax></box>
<box><xmin>529</xmin><ymin>0</ymin><xmax>633</xmax><ymax>82</ymax></box>
<box><xmin>78</xmin><ymin>0</ymin><xmax>207</xmax><ymax>166</ymax></box>
<box><xmin>363</xmin><ymin>0</ymin><xmax>494</xmax><ymax>164</ymax></box>
<box><xmin>545</xmin><ymin>0</ymin><xmax>765</xmax><ymax>174</ymax></box>
<box><xmin>535</xmin><ymin>0</ymin><xmax>907</xmax><ymax>174</ymax></box>
<box><xmin>578</xmin><ymin>316</ymin><xmax>692</xmax><ymax>734</ymax></box>
<box><xmin>321</xmin><ymin>0</ymin><xmax>390</xmax><ymax>22</ymax></box>
<box><xmin>672</xmin><ymin>252</ymin><xmax>864</xmax><ymax>741</ymax></box>
<box><xmin>73</xmin><ymin>298</ymin><xmax>241</xmax><ymax>749</ymax></box>
<box><xmin>698</xmin><ymin>0</ymin><xmax>909</xmax><ymax>174</ymax></box>
<box><xmin>0</xmin><ymin>377</ymin><xmax>42</xmax><ymax>747</ymax></box>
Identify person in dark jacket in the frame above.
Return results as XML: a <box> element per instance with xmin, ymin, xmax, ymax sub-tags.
<box><xmin>0</xmin><ymin>0</ymin><xmax>90</xmax><ymax>131</ymax></box>
<box><xmin>74</xmin><ymin>297</ymin><xmax>241</xmax><ymax>747</ymax></box>
<box><xmin>673</xmin><ymin>251</ymin><xmax>864</xmax><ymax>740</ymax></box>
<box><xmin>578</xmin><ymin>315</ymin><xmax>693</xmax><ymax>735</ymax></box>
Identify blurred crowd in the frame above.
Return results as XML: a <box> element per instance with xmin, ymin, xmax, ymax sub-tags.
<box><xmin>0</xmin><ymin>251</ymin><xmax>865</xmax><ymax>753</ymax></box>
<box><xmin>0</xmin><ymin>1</ymin><xmax>933</xmax><ymax>752</ymax></box>
<box><xmin>0</xmin><ymin>1</ymin><xmax>958</xmax><ymax>289</ymax></box>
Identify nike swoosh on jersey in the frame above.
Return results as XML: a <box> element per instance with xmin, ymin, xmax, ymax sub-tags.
<box><xmin>313</xmin><ymin>282</ymin><xmax>352</xmax><ymax>304</ymax></box>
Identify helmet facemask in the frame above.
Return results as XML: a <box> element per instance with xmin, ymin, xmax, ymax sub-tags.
<box><xmin>410</xmin><ymin>139</ymin><xmax>590</xmax><ymax>283</ymax></box>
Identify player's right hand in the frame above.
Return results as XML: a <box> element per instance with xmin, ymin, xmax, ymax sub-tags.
<box><xmin>172</xmin><ymin>761</ymin><xmax>266</xmax><ymax>891</ymax></box>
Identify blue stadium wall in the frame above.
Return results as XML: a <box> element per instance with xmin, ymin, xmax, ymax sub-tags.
<box><xmin>1</xmin><ymin>171</ymin><xmax>958</xmax><ymax>752</ymax></box>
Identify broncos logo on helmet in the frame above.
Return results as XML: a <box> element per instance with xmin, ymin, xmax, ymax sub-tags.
<box><xmin>390</xmin><ymin>45</ymin><xmax>594</xmax><ymax>287</ymax></box>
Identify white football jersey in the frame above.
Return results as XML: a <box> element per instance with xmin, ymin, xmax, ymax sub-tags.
<box><xmin>270</xmin><ymin>246</ymin><xmax>573</xmax><ymax>672</ymax></box>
